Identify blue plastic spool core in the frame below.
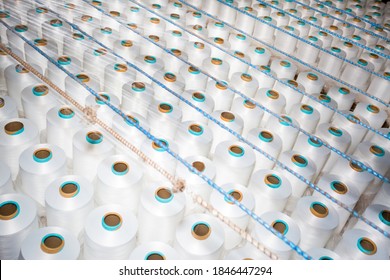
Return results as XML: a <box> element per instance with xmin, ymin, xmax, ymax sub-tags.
<box><xmin>338</xmin><ymin>87</ymin><xmax>350</xmax><ymax>95</ymax></box>
<box><xmin>0</xmin><ymin>11</ymin><xmax>10</xmax><ymax>18</ymax></box>
<box><xmin>152</xmin><ymin>4</ymin><xmax>161</xmax><ymax>9</ymax></box>
<box><xmin>155</xmin><ymin>187</ymin><xmax>174</xmax><ymax>203</ymax></box>
<box><xmin>50</xmin><ymin>19</ymin><xmax>63</xmax><ymax>27</ymax></box>
<box><xmin>224</xmin><ymin>189</ymin><xmax>243</xmax><ymax>204</ymax></box>
<box><xmin>102</xmin><ymin>213</ymin><xmax>122</xmax><ymax>231</ymax></box>
<box><xmin>215</xmin><ymin>22</ymin><xmax>224</xmax><ymax>27</ymax></box>
<box><xmin>319</xmin><ymin>94</ymin><xmax>331</xmax><ymax>103</ymax></box>
<box><xmin>220</xmin><ymin>111</ymin><xmax>235</xmax><ymax>122</ymax></box>
<box><xmin>367</xmin><ymin>104</ymin><xmax>380</xmax><ymax>114</ymax></box>
<box><xmin>330</xmin><ymin>181</ymin><xmax>348</xmax><ymax>194</ymax></box>
<box><xmin>264</xmin><ymin>16</ymin><xmax>272</xmax><ymax>22</ymax></box>
<box><xmin>114</xmin><ymin>64</ymin><xmax>127</xmax><ymax>72</ymax></box>
<box><xmin>309</xmin><ymin>36</ymin><xmax>318</xmax><ymax>42</ymax></box>
<box><xmin>158</xmin><ymin>103</ymin><xmax>173</xmax><ymax>114</ymax></box>
<box><xmin>300</xmin><ymin>104</ymin><xmax>313</xmax><ymax>114</ymax></box>
<box><xmin>192</xmin><ymin>222</ymin><xmax>211</xmax><ymax>240</ymax></box>
<box><xmin>132</xmin><ymin>82</ymin><xmax>145</xmax><ymax>92</ymax></box>
<box><xmin>32</xmin><ymin>85</ymin><xmax>49</xmax><ymax>96</ymax></box>
<box><xmin>236</xmin><ymin>34</ymin><xmax>246</xmax><ymax>40</ymax></box>
<box><xmin>112</xmin><ymin>162</ymin><xmax>129</xmax><ymax>176</ymax></box>
<box><xmin>228</xmin><ymin>145</ymin><xmax>245</xmax><ymax>157</ymax></box>
<box><xmin>194</xmin><ymin>42</ymin><xmax>205</xmax><ymax>49</ymax></box>
<box><xmin>59</xmin><ymin>181</ymin><xmax>80</xmax><ymax>198</ymax></box>
<box><xmin>292</xmin><ymin>154</ymin><xmax>308</xmax><ymax>168</ymax></box>
<box><xmin>310</xmin><ymin>202</ymin><xmax>329</xmax><ymax>218</ymax></box>
<box><xmin>279</xmin><ymin>115</ymin><xmax>292</xmax><ymax>126</ymax></box>
<box><xmin>144</xmin><ymin>55</ymin><xmax>156</xmax><ymax>64</ymax></box>
<box><xmin>266</xmin><ymin>89</ymin><xmax>279</xmax><ymax>99</ymax></box>
<box><xmin>358</xmin><ymin>59</ymin><xmax>368</xmax><ymax>66</ymax></box>
<box><xmin>130</xmin><ymin>6</ymin><xmax>139</xmax><ymax>12</ymax></box>
<box><xmin>308</xmin><ymin>137</ymin><xmax>322</xmax><ymax>147</ymax></box>
<box><xmin>121</xmin><ymin>40</ymin><xmax>133</xmax><ymax>47</ymax></box>
<box><xmin>370</xmin><ymin>145</ymin><xmax>385</xmax><ymax>157</ymax></box>
<box><xmin>15</xmin><ymin>25</ymin><xmax>28</xmax><ymax>32</ymax></box>
<box><xmin>101</xmin><ymin>27</ymin><xmax>112</xmax><ymax>34</ymax></box>
<box><xmin>58</xmin><ymin>107</ymin><xmax>74</xmax><ymax>119</ymax></box>
<box><xmin>172</xmin><ymin>30</ymin><xmax>182</xmax><ymax>37</ymax></box>
<box><xmin>319</xmin><ymin>256</ymin><xmax>333</xmax><ymax>260</ymax></box>
<box><xmin>357</xmin><ymin>237</ymin><xmax>377</xmax><ymax>255</ymax></box>
<box><xmin>76</xmin><ymin>74</ymin><xmax>90</xmax><ymax>83</ymax></box>
<box><xmin>188</xmin><ymin>66</ymin><xmax>200</xmax><ymax>74</ymax></box>
<box><xmin>280</xmin><ymin>60</ymin><xmax>291</xmax><ymax>67</ymax></box>
<box><xmin>4</xmin><ymin>121</ymin><xmax>24</xmax><ymax>136</ymax></box>
<box><xmin>58</xmin><ymin>56</ymin><xmax>71</xmax><ymax>65</ymax></box>
<box><xmin>264</xmin><ymin>174</ymin><xmax>282</xmax><ymax>188</ymax></box>
<box><xmin>145</xmin><ymin>251</ymin><xmax>166</xmax><ymax>260</ymax></box>
<box><xmin>328</xmin><ymin>126</ymin><xmax>343</xmax><ymax>137</ymax></box>
<box><xmin>0</xmin><ymin>201</ymin><xmax>20</xmax><ymax>220</ymax></box>
<box><xmin>93</xmin><ymin>48</ymin><xmax>107</xmax><ymax>56</ymax></box>
<box><xmin>125</xmin><ymin>114</ymin><xmax>139</xmax><ymax>127</ymax></box>
<box><xmin>95</xmin><ymin>93</ymin><xmax>110</xmax><ymax>105</ymax></box>
<box><xmin>86</xmin><ymin>131</ymin><xmax>103</xmax><ymax>144</ymax></box>
<box><xmin>188</xmin><ymin>123</ymin><xmax>204</xmax><ymax>136</ymax></box>
<box><xmin>40</xmin><ymin>233</ymin><xmax>65</xmax><ymax>254</ymax></box>
<box><xmin>272</xmin><ymin>220</ymin><xmax>289</xmax><ymax>235</ymax></box>
<box><xmin>258</xmin><ymin>131</ymin><xmax>273</xmax><ymax>143</ymax></box>
<box><xmin>193</xmin><ymin>12</ymin><xmax>201</xmax><ymax>18</ymax></box>
<box><xmin>73</xmin><ymin>33</ymin><xmax>84</xmax><ymax>40</ymax></box>
<box><xmin>33</xmin><ymin>148</ymin><xmax>52</xmax><ymax>163</ymax></box>
<box><xmin>379</xmin><ymin>210</ymin><xmax>390</xmax><ymax>226</ymax></box>
<box><xmin>255</xmin><ymin>47</ymin><xmax>265</xmax><ymax>54</ymax></box>
<box><xmin>152</xmin><ymin>139</ymin><xmax>169</xmax><ymax>152</ymax></box>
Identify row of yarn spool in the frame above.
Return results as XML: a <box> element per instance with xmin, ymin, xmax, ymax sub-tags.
<box><xmin>0</xmin><ymin>0</ymin><xmax>389</xmax><ymax>260</ymax></box>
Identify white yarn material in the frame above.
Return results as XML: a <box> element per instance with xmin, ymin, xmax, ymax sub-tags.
<box><xmin>0</xmin><ymin>96</ymin><xmax>18</xmax><ymax>122</ymax></box>
<box><xmin>129</xmin><ymin>241</ymin><xmax>180</xmax><ymax>260</ymax></box>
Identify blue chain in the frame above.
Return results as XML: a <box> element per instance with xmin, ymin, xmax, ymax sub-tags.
<box><xmin>178</xmin><ymin>0</ymin><xmax>389</xmax><ymax>109</ymax></box>
<box><xmin>254</xmin><ymin>0</ymin><xmax>390</xmax><ymax>59</ymax></box>
<box><xmin>217</xmin><ymin>0</ymin><xmax>389</xmax><ymax>80</ymax></box>
<box><xmin>32</xmin><ymin>0</ymin><xmax>390</xmax><ymax>240</ymax></box>
<box><xmin>0</xmin><ymin>15</ymin><xmax>314</xmax><ymax>261</ymax></box>
<box><xmin>291</xmin><ymin>0</ymin><xmax>390</xmax><ymax>42</ymax></box>
<box><xmin>314</xmin><ymin>0</ymin><xmax>390</xmax><ymax>32</ymax></box>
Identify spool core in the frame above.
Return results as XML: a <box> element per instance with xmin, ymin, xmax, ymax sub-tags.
<box><xmin>229</xmin><ymin>145</ymin><xmax>245</xmax><ymax>157</ymax></box>
<box><xmin>145</xmin><ymin>252</ymin><xmax>166</xmax><ymax>260</ymax></box>
<box><xmin>0</xmin><ymin>201</ymin><xmax>19</xmax><ymax>220</ymax></box>
<box><xmin>41</xmin><ymin>234</ymin><xmax>65</xmax><ymax>254</ymax></box>
<box><xmin>370</xmin><ymin>145</ymin><xmax>385</xmax><ymax>157</ymax></box>
<box><xmin>33</xmin><ymin>148</ymin><xmax>52</xmax><ymax>163</ymax></box>
<box><xmin>330</xmin><ymin>181</ymin><xmax>348</xmax><ymax>195</ymax></box>
<box><xmin>4</xmin><ymin>121</ymin><xmax>24</xmax><ymax>135</ymax></box>
<box><xmin>357</xmin><ymin>237</ymin><xmax>377</xmax><ymax>255</ymax></box>
<box><xmin>292</xmin><ymin>154</ymin><xmax>308</xmax><ymax>167</ymax></box>
<box><xmin>192</xmin><ymin>222</ymin><xmax>211</xmax><ymax>240</ymax></box>
<box><xmin>272</xmin><ymin>220</ymin><xmax>288</xmax><ymax>235</ymax></box>
<box><xmin>220</xmin><ymin>112</ymin><xmax>235</xmax><ymax>122</ymax></box>
<box><xmin>310</xmin><ymin>202</ymin><xmax>329</xmax><ymax>218</ymax></box>
<box><xmin>379</xmin><ymin>210</ymin><xmax>390</xmax><ymax>226</ymax></box>
<box><xmin>102</xmin><ymin>213</ymin><xmax>122</xmax><ymax>231</ymax></box>
<box><xmin>0</xmin><ymin>97</ymin><xmax>4</xmax><ymax>108</ymax></box>
<box><xmin>192</xmin><ymin>161</ymin><xmax>205</xmax><ymax>172</ymax></box>
<box><xmin>155</xmin><ymin>188</ymin><xmax>173</xmax><ymax>203</ymax></box>
<box><xmin>259</xmin><ymin>131</ymin><xmax>273</xmax><ymax>142</ymax></box>
<box><xmin>59</xmin><ymin>182</ymin><xmax>79</xmax><ymax>198</ymax></box>
<box><xmin>265</xmin><ymin>174</ymin><xmax>281</xmax><ymax>188</ymax></box>
<box><xmin>58</xmin><ymin>107</ymin><xmax>74</xmax><ymax>119</ymax></box>
<box><xmin>188</xmin><ymin>124</ymin><xmax>203</xmax><ymax>136</ymax></box>
<box><xmin>86</xmin><ymin>131</ymin><xmax>103</xmax><ymax>144</ymax></box>
<box><xmin>112</xmin><ymin>162</ymin><xmax>129</xmax><ymax>176</ymax></box>
<box><xmin>158</xmin><ymin>103</ymin><xmax>173</xmax><ymax>113</ymax></box>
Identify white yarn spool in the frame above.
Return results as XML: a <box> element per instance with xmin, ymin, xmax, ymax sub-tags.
<box><xmin>19</xmin><ymin>144</ymin><xmax>67</xmax><ymax>212</ymax></box>
<box><xmin>231</xmin><ymin>97</ymin><xmax>263</xmax><ymax>137</ymax></box>
<box><xmin>46</xmin><ymin>106</ymin><xmax>82</xmax><ymax>160</ymax></box>
<box><xmin>0</xmin><ymin>118</ymin><xmax>39</xmax><ymax>179</ymax></box>
<box><xmin>92</xmin><ymin>27</ymin><xmax>119</xmax><ymax>51</ymax></box>
<box><xmin>175</xmin><ymin>122</ymin><xmax>213</xmax><ymax>158</ymax></box>
<box><xmin>179</xmin><ymin>91</ymin><xmax>214</xmax><ymax>124</ymax></box>
<box><xmin>0</xmin><ymin>193</ymin><xmax>38</xmax><ymax>260</ymax></box>
<box><xmin>368</xmin><ymin>128</ymin><xmax>390</xmax><ymax>153</ymax></box>
<box><xmin>253</xmin><ymin>16</ymin><xmax>276</xmax><ymax>45</ymax></box>
<box><xmin>273</xmin><ymin>79</ymin><xmax>305</xmax><ymax>113</ymax></box>
<box><xmin>185</xmin><ymin>41</ymin><xmax>211</xmax><ymax>67</ymax></box>
<box><xmin>20</xmin><ymin>226</ymin><xmax>80</xmax><ymax>260</ymax></box>
<box><xmin>140</xmin><ymin>35</ymin><xmax>166</xmax><ymax>59</ymax></box>
<box><xmin>65</xmin><ymin>72</ymin><xmax>100</xmax><ymax>107</ymax></box>
<box><xmin>125</xmin><ymin>5</ymin><xmax>145</xmax><ymax>26</ymax></box>
<box><xmin>73</xmin><ymin>14</ymin><xmax>101</xmax><ymax>36</ymax></box>
<box><xmin>332</xmin><ymin>113</ymin><xmax>368</xmax><ymax>154</ymax></box>
<box><xmin>175</xmin><ymin>213</ymin><xmax>225</xmax><ymax>260</ymax></box>
<box><xmin>103</xmin><ymin>63</ymin><xmax>136</xmax><ymax>101</ymax></box>
<box><xmin>53</xmin><ymin>2</ymin><xmax>81</xmax><ymax>23</ymax></box>
<box><xmin>84</xmin><ymin>48</ymin><xmax>114</xmax><ymax>90</ymax></box>
<box><xmin>274</xmin><ymin>25</ymin><xmax>299</xmax><ymax>55</ymax></box>
<box><xmin>271</xmin><ymin>11</ymin><xmax>291</xmax><ymax>27</ymax></box>
<box><xmin>47</xmin><ymin>55</ymin><xmax>82</xmax><ymax>91</ymax></box>
<box><xmin>113</xmin><ymin>39</ymin><xmax>140</xmax><ymax>62</ymax></box>
<box><xmin>138</xmin><ymin>183</ymin><xmax>185</xmax><ymax>244</ymax></box>
<box><xmin>209</xmin><ymin>111</ymin><xmax>244</xmax><ymax>155</ymax></box>
<box><xmin>255</xmin><ymin>89</ymin><xmax>286</xmax><ymax>127</ymax></box>
<box><xmin>265</xmin><ymin>115</ymin><xmax>300</xmax><ymax>153</ymax></box>
<box><xmin>121</xmin><ymin>82</ymin><xmax>154</xmax><ymax>119</ymax></box>
<box><xmin>313</xmin><ymin>174</ymin><xmax>360</xmax><ymax>234</ymax></box>
<box><xmin>186</xmin><ymin>24</ymin><xmax>208</xmax><ymax>42</ymax></box>
<box><xmin>84</xmin><ymin>204</ymin><xmax>138</xmax><ymax>260</ymax></box>
<box><xmin>246</xmin><ymin>45</ymin><xmax>271</xmax><ymax>66</ymax></box>
<box><xmin>315</xmin><ymin>30</ymin><xmax>333</xmax><ymax>49</ymax></box>
<box><xmin>292</xmin><ymin>196</ymin><xmax>339</xmax><ymax>250</ymax></box>
<box><xmin>295</xmin><ymin>35</ymin><xmax>323</xmax><ymax>68</ymax></box>
<box><xmin>234</xmin><ymin>6</ymin><xmax>257</xmax><ymax>35</ymax></box>
<box><xmin>4</xmin><ymin>64</ymin><xmax>42</xmax><ymax>111</ymax></box>
<box><xmin>297</xmin><ymin>5</ymin><xmax>315</xmax><ymax>18</ymax></box>
<box><xmin>143</xmin><ymin>17</ymin><xmax>166</xmax><ymax>38</ymax></box>
<box><xmin>206</xmin><ymin>21</ymin><xmax>230</xmax><ymax>41</ymax></box>
<box><xmin>334</xmin><ymin>40</ymin><xmax>359</xmax><ymax>60</ymax></box>
<box><xmin>277</xmin><ymin>151</ymin><xmax>317</xmax><ymax>201</ymax></box>
<box><xmin>134</xmin><ymin>55</ymin><xmax>164</xmax><ymax>84</ymax></box>
<box><xmin>286</xmin><ymin>8</ymin><xmax>302</xmax><ymax>24</ymax></box>
<box><xmin>270</xmin><ymin>59</ymin><xmax>297</xmax><ymax>80</ymax></box>
<box><xmin>254</xmin><ymin>211</ymin><xmax>301</xmax><ymax>260</ymax></box>
<box><xmin>185</xmin><ymin>11</ymin><xmax>207</xmax><ymax>27</ymax></box>
<box><xmin>290</xmin><ymin>20</ymin><xmax>310</xmax><ymax>38</ymax></box>
<box><xmin>334</xmin><ymin>229</ymin><xmax>388</xmax><ymax>260</ymax></box>
<box><xmin>0</xmin><ymin>160</ymin><xmax>13</xmax><ymax>195</ymax></box>
<box><xmin>101</xmin><ymin>11</ymin><xmax>127</xmax><ymax>32</ymax></box>
<box><xmin>213</xmin><ymin>141</ymin><xmax>255</xmax><ymax>186</ymax></box>
<box><xmin>112</xmin><ymin>112</ymin><xmax>150</xmax><ymax>154</ymax></box>
<box><xmin>225</xmin><ymin>51</ymin><xmax>251</xmax><ymax>79</ymax></box>
<box><xmin>85</xmin><ymin>92</ymin><xmax>120</xmax><ymax>127</ymax></box>
<box><xmin>372</xmin><ymin>183</ymin><xmax>390</xmax><ymax>207</ymax></box>
<box><xmin>45</xmin><ymin>175</ymin><xmax>94</xmax><ymax>239</ymax></box>
<box><xmin>364</xmin><ymin>71</ymin><xmax>390</xmax><ymax>110</ymax></box>
<box><xmin>224</xmin><ymin>242</ymin><xmax>270</xmax><ymax>260</ymax></box>
<box><xmin>21</xmin><ymin>84</ymin><xmax>59</xmax><ymax>132</ymax></box>
<box><xmin>339</xmin><ymin>22</ymin><xmax>355</xmax><ymax>37</ymax></box>
<box><xmin>297</xmin><ymin>247</ymin><xmax>341</xmax><ymax>260</ymax></box>
<box><xmin>296</xmin><ymin>72</ymin><xmax>325</xmax><ymax>103</ymax></box>
<box><xmin>0</xmin><ymin>47</ymin><xmax>23</xmax><ymax>89</ymax></box>
<box><xmin>316</xmin><ymin>123</ymin><xmax>352</xmax><ymax>173</ymax></box>
<box><xmin>247</xmin><ymin>128</ymin><xmax>282</xmax><ymax>171</ymax></box>
<box><xmin>289</xmin><ymin>104</ymin><xmax>320</xmax><ymax>133</ymax></box>
<box><xmin>228</xmin><ymin>33</ymin><xmax>250</xmax><ymax>54</ymax></box>
<box><xmin>24</xmin><ymin>38</ymin><xmax>58</xmax><ymax>73</ymax></box>
<box><xmin>163</xmin><ymin>49</ymin><xmax>189</xmax><ymax>75</ymax></box>
<box><xmin>354</xmin><ymin>103</ymin><xmax>387</xmax><ymax>140</ymax></box>
<box><xmin>326</xmin><ymin>86</ymin><xmax>355</xmax><ymax>111</ymax></box>
<box><xmin>306</xmin><ymin>94</ymin><xmax>338</xmax><ymax>125</ymax></box>
<box><xmin>252</xmin><ymin>3</ymin><xmax>271</xmax><ymax>17</ymax></box>
<box><xmin>354</xmin><ymin>204</ymin><xmax>390</xmax><ymax>254</ymax></box>
<box><xmin>340</xmin><ymin>58</ymin><xmax>374</xmax><ymax>91</ymax></box>
<box><xmin>179</xmin><ymin>65</ymin><xmax>207</xmax><ymax>91</ymax></box>
<box><xmin>175</xmin><ymin>155</ymin><xmax>216</xmax><ymax>215</ymax></box>
<box><xmin>166</xmin><ymin>1</ymin><xmax>187</xmax><ymax>17</ymax></box>
<box><xmin>209</xmin><ymin>183</ymin><xmax>255</xmax><ymax>250</ymax></box>
<box><xmin>292</xmin><ymin>134</ymin><xmax>331</xmax><ymax>178</ymax></box>
<box><xmin>361</xmin><ymin>52</ymin><xmax>385</xmax><ymax>72</ymax></box>
<box><xmin>42</xmin><ymin>18</ymin><xmax>71</xmax><ymax>54</ymax></box>
<box><xmin>229</xmin><ymin>72</ymin><xmax>258</xmax><ymax>98</ymax></box>
<box><xmin>73</xmin><ymin>128</ymin><xmax>115</xmax><ymax>182</ymax></box>
<box><xmin>63</xmin><ymin>32</ymin><xmax>92</xmax><ymax>66</ymax></box>
<box><xmin>205</xmin><ymin>80</ymin><xmax>235</xmax><ymax>111</ymax></box>
<box><xmin>347</xmin><ymin>34</ymin><xmax>367</xmax><ymax>57</ymax></box>
<box><xmin>129</xmin><ymin>241</ymin><xmax>180</xmax><ymax>260</ymax></box>
<box><xmin>0</xmin><ymin>11</ymin><xmax>20</xmax><ymax>45</ymax></box>
<box><xmin>164</xmin><ymin>29</ymin><xmax>188</xmax><ymax>50</ymax></box>
<box><xmin>141</xmin><ymin>138</ymin><xmax>179</xmax><ymax>184</ymax></box>
<box><xmin>218</xmin><ymin>0</ymin><xmax>237</xmax><ymax>25</ymax></box>
<box><xmin>202</xmin><ymin>57</ymin><xmax>230</xmax><ymax>81</ymax></box>
<box><xmin>6</xmin><ymin>24</ymin><xmax>37</xmax><ymax>57</ymax></box>
<box><xmin>249</xmin><ymin>170</ymin><xmax>292</xmax><ymax>215</ymax></box>
<box><xmin>96</xmin><ymin>155</ymin><xmax>143</xmax><ymax>213</ymax></box>
<box><xmin>152</xmin><ymin>71</ymin><xmax>185</xmax><ymax>105</ymax></box>
<box><xmin>147</xmin><ymin>101</ymin><xmax>182</xmax><ymax>139</ymax></box>
<box><xmin>0</xmin><ymin>96</ymin><xmax>18</xmax><ymax>122</ymax></box>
